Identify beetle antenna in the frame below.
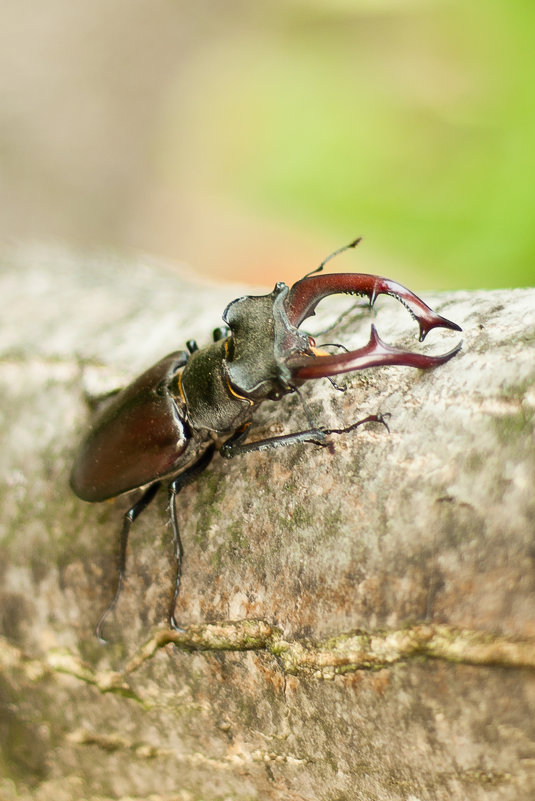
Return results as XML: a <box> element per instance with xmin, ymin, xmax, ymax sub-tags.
<box><xmin>314</xmin><ymin>344</ymin><xmax>349</xmax><ymax>392</ymax></box>
<box><xmin>319</xmin><ymin>342</ymin><xmax>349</xmax><ymax>353</ymax></box>
<box><xmin>303</xmin><ymin>237</ymin><xmax>362</xmax><ymax>279</ymax></box>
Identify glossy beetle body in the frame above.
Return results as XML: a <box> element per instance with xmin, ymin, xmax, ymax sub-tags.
<box><xmin>71</xmin><ymin>352</ymin><xmax>191</xmax><ymax>501</ymax></box>
<box><xmin>71</xmin><ymin>241</ymin><xmax>462</xmax><ymax>640</ymax></box>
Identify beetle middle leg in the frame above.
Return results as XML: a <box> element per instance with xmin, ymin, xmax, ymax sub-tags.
<box><xmin>168</xmin><ymin>443</ymin><xmax>216</xmax><ymax>631</ymax></box>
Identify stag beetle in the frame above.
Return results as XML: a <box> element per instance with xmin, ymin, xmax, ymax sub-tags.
<box><xmin>70</xmin><ymin>240</ymin><xmax>462</xmax><ymax>641</ymax></box>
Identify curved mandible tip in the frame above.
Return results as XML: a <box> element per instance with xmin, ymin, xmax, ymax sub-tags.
<box><xmin>291</xmin><ymin>325</ymin><xmax>463</xmax><ymax>381</ymax></box>
<box><xmin>286</xmin><ymin>273</ymin><xmax>462</xmax><ymax>342</ymax></box>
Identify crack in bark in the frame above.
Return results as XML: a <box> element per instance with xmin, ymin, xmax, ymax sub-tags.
<box><xmin>67</xmin><ymin>728</ymin><xmax>309</xmax><ymax>767</ymax></box>
<box><xmin>123</xmin><ymin>620</ymin><xmax>535</xmax><ymax>678</ymax></box>
<box><xmin>2</xmin><ymin>622</ymin><xmax>534</xmax><ymax>703</ymax></box>
<box><xmin>0</xmin><ymin>637</ymin><xmax>141</xmax><ymax>701</ymax></box>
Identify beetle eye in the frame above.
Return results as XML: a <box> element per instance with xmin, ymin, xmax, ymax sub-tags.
<box><xmin>308</xmin><ymin>335</ymin><xmax>316</xmax><ymax>348</ymax></box>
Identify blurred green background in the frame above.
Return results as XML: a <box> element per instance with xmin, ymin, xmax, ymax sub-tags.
<box><xmin>1</xmin><ymin>0</ymin><xmax>533</xmax><ymax>289</ymax></box>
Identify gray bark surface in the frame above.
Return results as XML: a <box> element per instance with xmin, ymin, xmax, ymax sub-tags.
<box><xmin>1</xmin><ymin>244</ymin><xmax>534</xmax><ymax>801</ymax></box>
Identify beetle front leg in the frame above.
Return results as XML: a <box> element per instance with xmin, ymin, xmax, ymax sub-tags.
<box><xmin>220</xmin><ymin>414</ymin><xmax>388</xmax><ymax>459</ymax></box>
<box><xmin>96</xmin><ymin>481</ymin><xmax>161</xmax><ymax>643</ymax></box>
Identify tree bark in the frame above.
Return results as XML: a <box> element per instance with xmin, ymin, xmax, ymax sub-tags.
<box><xmin>1</xmin><ymin>244</ymin><xmax>534</xmax><ymax>800</ymax></box>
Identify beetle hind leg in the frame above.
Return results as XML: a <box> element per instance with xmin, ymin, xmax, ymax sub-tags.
<box><xmin>96</xmin><ymin>481</ymin><xmax>161</xmax><ymax>643</ymax></box>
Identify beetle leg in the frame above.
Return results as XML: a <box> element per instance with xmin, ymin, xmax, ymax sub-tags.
<box><xmin>304</xmin><ymin>299</ymin><xmax>370</xmax><ymax>339</ymax></box>
<box><xmin>286</xmin><ymin>273</ymin><xmax>462</xmax><ymax>341</ymax></box>
<box><xmin>96</xmin><ymin>481</ymin><xmax>161</xmax><ymax>644</ymax></box>
<box><xmin>218</xmin><ymin>422</ymin><xmax>254</xmax><ymax>458</ymax></box>
<box><xmin>220</xmin><ymin>414</ymin><xmax>388</xmax><ymax>459</ymax></box>
<box><xmin>168</xmin><ymin>444</ymin><xmax>216</xmax><ymax>632</ymax></box>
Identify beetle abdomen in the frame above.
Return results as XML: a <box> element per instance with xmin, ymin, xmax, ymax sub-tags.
<box><xmin>71</xmin><ymin>352</ymin><xmax>191</xmax><ymax>502</ymax></box>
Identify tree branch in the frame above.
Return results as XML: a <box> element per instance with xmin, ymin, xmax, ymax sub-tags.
<box><xmin>1</xmin><ymin>245</ymin><xmax>534</xmax><ymax>800</ymax></box>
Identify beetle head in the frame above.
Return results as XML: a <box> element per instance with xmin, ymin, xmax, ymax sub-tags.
<box><xmin>222</xmin><ymin>266</ymin><xmax>462</xmax><ymax>400</ymax></box>
<box><xmin>223</xmin><ymin>282</ymin><xmax>314</xmax><ymax>401</ymax></box>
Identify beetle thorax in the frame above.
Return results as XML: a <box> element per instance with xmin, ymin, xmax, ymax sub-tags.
<box><xmin>179</xmin><ymin>283</ymin><xmax>312</xmax><ymax>435</ymax></box>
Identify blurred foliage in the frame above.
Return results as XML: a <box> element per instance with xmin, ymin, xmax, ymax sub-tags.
<box><xmin>1</xmin><ymin>0</ymin><xmax>533</xmax><ymax>288</ymax></box>
<box><xmin>164</xmin><ymin>1</ymin><xmax>534</xmax><ymax>288</ymax></box>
